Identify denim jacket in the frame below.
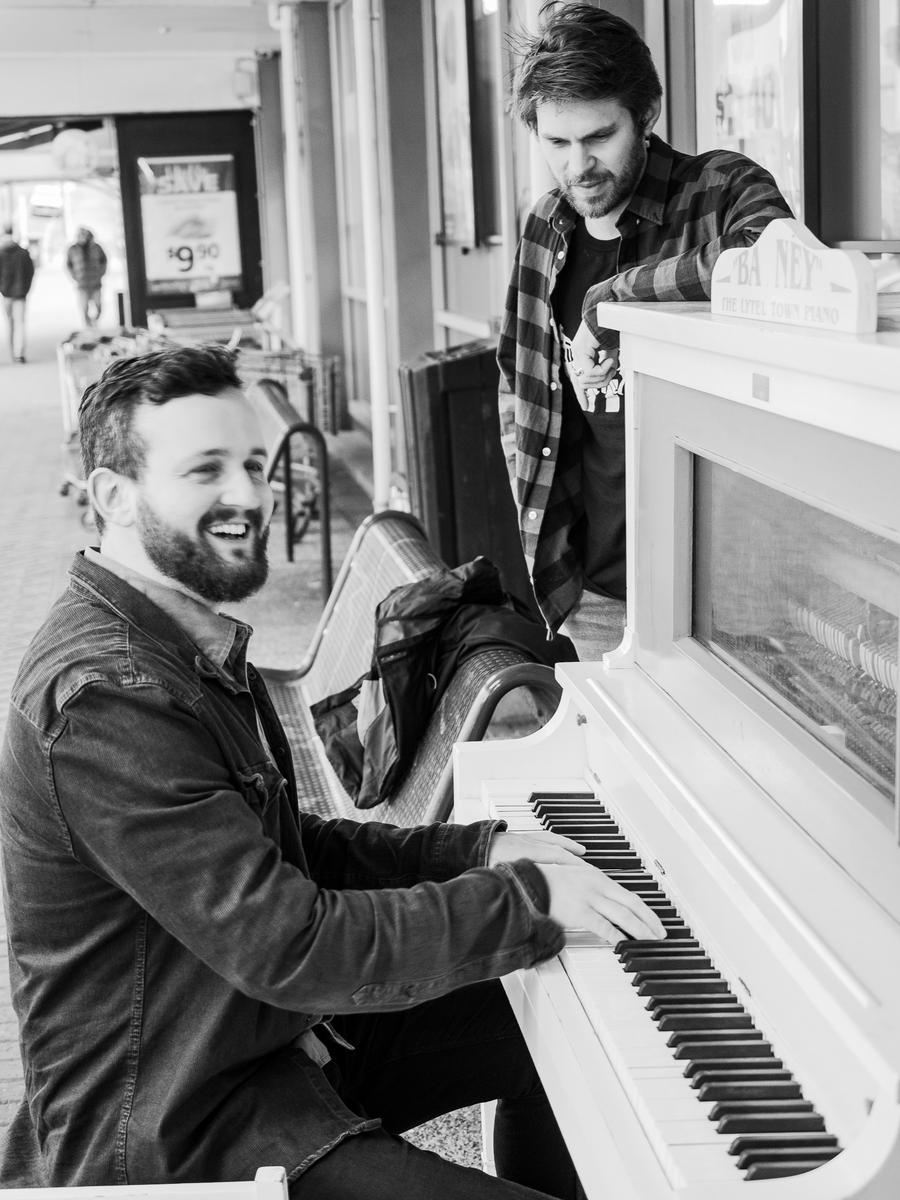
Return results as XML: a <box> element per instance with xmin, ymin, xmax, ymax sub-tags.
<box><xmin>0</xmin><ymin>553</ymin><xmax>563</xmax><ymax>1187</ymax></box>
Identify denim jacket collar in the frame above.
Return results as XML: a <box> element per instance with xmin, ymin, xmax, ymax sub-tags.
<box><xmin>72</xmin><ymin>551</ymin><xmax>251</xmax><ymax>685</ymax></box>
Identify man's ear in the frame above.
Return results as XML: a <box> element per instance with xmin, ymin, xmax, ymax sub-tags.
<box><xmin>87</xmin><ymin>467</ymin><xmax>138</xmax><ymax>529</ymax></box>
<box><xmin>643</xmin><ymin>97</ymin><xmax>662</xmax><ymax>140</ymax></box>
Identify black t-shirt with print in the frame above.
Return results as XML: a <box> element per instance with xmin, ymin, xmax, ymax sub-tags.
<box><xmin>551</xmin><ymin>218</ymin><xmax>626</xmax><ymax>601</ymax></box>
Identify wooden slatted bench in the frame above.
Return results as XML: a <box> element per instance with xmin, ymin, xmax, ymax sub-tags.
<box><xmin>260</xmin><ymin>510</ymin><xmax>562</xmax><ymax>825</ymax></box>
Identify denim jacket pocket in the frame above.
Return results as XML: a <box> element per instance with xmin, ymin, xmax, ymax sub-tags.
<box><xmin>236</xmin><ymin>759</ymin><xmax>287</xmax><ymax>821</ymax></box>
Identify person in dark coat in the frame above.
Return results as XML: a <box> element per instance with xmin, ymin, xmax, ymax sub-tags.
<box><xmin>66</xmin><ymin>225</ymin><xmax>107</xmax><ymax>326</ymax></box>
<box><xmin>0</xmin><ymin>225</ymin><xmax>35</xmax><ymax>363</ymax></box>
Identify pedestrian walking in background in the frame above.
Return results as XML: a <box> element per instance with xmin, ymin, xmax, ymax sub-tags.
<box><xmin>66</xmin><ymin>226</ymin><xmax>107</xmax><ymax>327</ymax></box>
<box><xmin>0</xmin><ymin>224</ymin><xmax>35</xmax><ymax>364</ymax></box>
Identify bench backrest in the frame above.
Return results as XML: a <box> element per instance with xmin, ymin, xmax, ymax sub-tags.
<box><xmin>244</xmin><ymin>379</ymin><xmax>307</xmax><ymax>476</ymax></box>
<box><xmin>296</xmin><ymin>510</ymin><xmax>443</xmax><ymax>704</ymax></box>
<box><xmin>260</xmin><ymin>508</ymin><xmax>562</xmax><ymax>828</ymax></box>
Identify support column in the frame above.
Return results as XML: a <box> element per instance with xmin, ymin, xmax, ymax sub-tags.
<box><xmin>352</xmin><ymin>0</ymin><xmax>392</xmax><ymax>510</ymax></box>
<box><xmin>273</xmin><ymin>0</ymin><xmax>320</xmax><ymax>353</ymax></box>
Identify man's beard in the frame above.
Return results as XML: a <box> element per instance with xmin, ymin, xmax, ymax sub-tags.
<box><xmin>563</xmin><ymin>133</ymin><xmax>647</xmax><ymax>220</ymax></box>
<box><xmin>137</xmin><ymin>499</ymin><xmax>270</xmax><ymax>604</ymax></box>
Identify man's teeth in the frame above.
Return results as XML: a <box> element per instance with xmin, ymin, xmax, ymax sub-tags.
<box><xmin>207</xmin><ymin>522</ymin><xmax>249</xmax><ymax>538</ymax></box>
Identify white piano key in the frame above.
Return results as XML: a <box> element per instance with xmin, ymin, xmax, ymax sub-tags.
<box><xmin>490</xmin><ymin>790</ymin><xmax>781</xmax><ymax>1189</ymax></box>
<box><xmin>669</xmin><ymin>1144</ymin><xmax>746</xmax><ymax>1184</ymax></box>
<box><xmin>658</xmin><ymin>1118</ymin><xmax>727</xmax><ymax>1146</ymax></box>
<box><xmin>561</xmin><ymin>942</ymin><xmax>740</xmax><ymax>1182</ymax></box>
<box><xmin>638</xmin><ymin>1074</ymin><xmax>704</xmax><ymax>1099</ymax></box>
<box><xmin>642</xmin><ymin>1093</ymin><xmax>716</xmax><ymax>1123</ymax></box>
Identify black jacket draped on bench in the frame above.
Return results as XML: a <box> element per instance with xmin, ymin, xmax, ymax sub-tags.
<box><xmin>312</xmin><ymin>558</ymin><xmax>576</xmax><ymax>809</ymax></box>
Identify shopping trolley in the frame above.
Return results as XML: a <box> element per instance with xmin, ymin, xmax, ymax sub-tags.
<box><xmin>56</xmin><ymin>329</ymin><xmax>149</xmax><ymax>514</ymax></box>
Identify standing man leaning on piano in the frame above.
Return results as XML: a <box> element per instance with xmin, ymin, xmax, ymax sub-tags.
<box><xmin>0</xmin><ymin>343</ymin><xmax>665</xmax><ymax>1200</ymax></box>
<box><xmin>499</xmin><ymin>3</ymin><xmax>794</xmax><ymax>661</ymax></box>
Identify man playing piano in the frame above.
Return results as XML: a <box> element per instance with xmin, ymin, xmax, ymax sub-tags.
<box><xmin>0</xmin><ymin>343</ymin><xmax>664</xmax><ymax>1199</ymax></box>
<box><xmin>498</xmin><ymin>3</ymin><xmax>793</xmax><ymax>660</ymax></box>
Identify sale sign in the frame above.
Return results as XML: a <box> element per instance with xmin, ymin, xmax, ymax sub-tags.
<box><xmin>138</xmin><ymin>154</ymin><xmax>243</xmax><ymax>295</ymax></box>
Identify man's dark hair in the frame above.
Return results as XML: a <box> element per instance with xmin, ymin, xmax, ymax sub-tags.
<box><xmin>513</xmin><ymin>2</ymin><xmax>662</xmax><ymax>130</ymax></box>
<box><xmin>78</xmin><ymin>343</ymin><xmax>242</xmax><ymax>528</ymax></box>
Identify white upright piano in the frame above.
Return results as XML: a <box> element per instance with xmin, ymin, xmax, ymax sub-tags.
<box><xmin>455</xmin><ymin>291</ymin><xmax>900</xmax><ymax>1197</ymax></box>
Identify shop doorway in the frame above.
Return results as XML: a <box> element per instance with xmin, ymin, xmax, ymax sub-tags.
<box><xmin>0</xmin><ymin>117</ymin><xmax>127</xmax><ymax>358</ymax></box>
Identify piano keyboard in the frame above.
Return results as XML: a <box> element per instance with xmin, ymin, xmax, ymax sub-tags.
<box><xmin>501</xmin><ymin>791</ymin><xmax>843</xmax><ymax>1184</ymax></box>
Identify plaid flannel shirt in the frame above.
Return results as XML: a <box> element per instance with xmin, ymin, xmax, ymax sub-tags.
<box><xmin>497</xmin><ymin>134</ymin><xmax>793</xmax><ymax>632</ymax></box>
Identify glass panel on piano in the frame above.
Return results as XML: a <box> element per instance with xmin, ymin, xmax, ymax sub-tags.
<box><xmin>692</xmin><ymin>457</ymin><xmax>898</xmax><ymax>818</ymax></box>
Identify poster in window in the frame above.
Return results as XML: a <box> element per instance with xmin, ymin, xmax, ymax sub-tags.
<box><xmin>693</xmin><ymin>0</ymin><xmax>804</xmax><ymax>221</ymax></box>
<box><xmin>138</xmin><ymin>154</ymin><xmax>243</xmax><ymax>295</ymax></box>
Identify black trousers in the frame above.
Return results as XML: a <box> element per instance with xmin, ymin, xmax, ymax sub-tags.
<box><xmin>293</xmin><ymin>980</ymin><xmax>586</xmax><ymax>1200</ymax></box>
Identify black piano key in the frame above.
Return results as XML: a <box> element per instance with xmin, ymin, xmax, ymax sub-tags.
<box><xmin>657</xmin><ymin>1012</ymin><xmax>752</xmax><ymax>1031</ymax></box>
<box><xmin>537</xmin><ymin>817</ymin><xmax>612</xmax><ymax>829</ymax></box>
<box><xmin>647</xmin><ymin>993</ymin><xmax>740</xmax><ymax>1011</ymax></box>
<box><xmin>737</xmin><ymin>1146</ymin><xmax>841</xmax><ymax>1170</ymax></box>
<box><xmin>617</xmin><ymin>942</ymin><xmax>701</xmax><ymax>958</ymax></box>
<box><xmin>625</xmin><ymin>956</ymin><xmax>713</xmax><ymax>974</ymax></box>
<box><xmin>719</xmin><ymin>1112</ymin><xmax>826</xmax><ymax>1135</ymax></box>
<box><xmin>727</xmin><ymin>1132</ymin><xmax>839</xmax><ymax>1157</ymax></box>
<box><xmin>616</xmin><ymin>936</ymin><xmax>698</xmax><ymax>951</ymax></box>
<box><xmin>584</xmin><ymin>855</ymin><xmax>644</xmax><ymax>871</ymax></box>
<box><xmin>532</xmin><ymin>796</ymin><xmax>596</xmax><ymax>806</ymax></box>
<box><xmin>620</xmin><ymin>947</ymin><xmax>702</xmax><ymax>962</ymax></box>
<box><xmin>581</xmin><ymin>848</ymin><xmax>637</xmax><ymax>859</ymax></box>
<box><xmin>542</xmin><ymin>826</ymin><xmax>622</xmax><ymax>836</ymax></box>
<box><xmin>744</xmin><ymin>1162</ymin><xmax>832</xmax><ymax>1180</ymax></box>
<box><xmin>544</xmin><ymin>819</ymin><xmax>621</xmax><ymax>830</ymax></box>
<box><xmin>620</xmin><ymin>942</ymin><xmax>703</xmax><ymax>954</ymax></box>
<box><xmin>534</xmin><ymin>804</ymin><xmax>613</xmax><ymax>814</ymax></box>
<box><xmin>564</xmin><ymin>830</ymin><xmax>628</xmax><ymax>840</ymax></box>
<box><xmin>560</xmin><ymin>834</ymin><xmax>625</xmax><ymax>843</ymax></box>
<box><xmin>689</xmin><ymin>1067</ymin><xmax>793</xmax><ymax>1088</ymax></box>
<box><xmin>652</xmin><ymin>993</ymin><xmax>744</xmax><ymax>1012</ymax></box>
<box><xmin>710</xmin><ymin>1099</ymin><xmax>815</xmax><ymax>1119</ymax></box>
<box><xmin>675</xmin><ymin>1040</ymin><xmax>774</xmax><ymax>1061</ymax></box>
<box><xmin>530</xmin><ymin>791</ymin><xmax>841</xmax><ymax>1181</ymax></box>
<box><xmin>684</xmin><ymin>1056</ymin><xmax>784</xmax><ymax>1078</ymax></box>
<box><xmin>699</xmin><ymin>1080</ymin><xmax>803</xmax><ymax>1102</ymax></box>
<box><xmin>639</xmin><ymin>978</ymin><xmax>730</xmax><ymax>995</ymax></box>
<box><xmin>672</xmin><ymin>1027</ymin><xmax>763</xmax><ymax>1046</ymax></box>
<box><xmin>634</xmin><ymin>969</ymin><xmax>722</xmax><ymax>987</ymax></box>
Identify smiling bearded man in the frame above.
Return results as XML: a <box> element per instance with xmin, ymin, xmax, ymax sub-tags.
<box><xmin>0</xmin><ymin>340</ymin><xmax>665</xmax><ymax>1199</ymax></box>
<box><xmin>77</xmin><ymin>347</ymin><xmax>274</xmax><ymax>608</ymax></box>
